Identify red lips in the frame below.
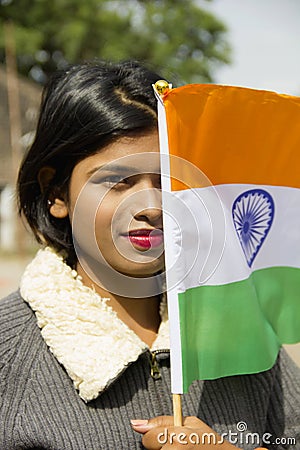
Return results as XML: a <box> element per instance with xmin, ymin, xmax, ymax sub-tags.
<box><xmin>128</xmin><ymin>229</ymin><xmax>163</xmax><ymax>249</ymax></box>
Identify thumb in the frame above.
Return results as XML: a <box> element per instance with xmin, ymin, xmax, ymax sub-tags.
<box><xmin>131</xmin><ymin>415</ymin><xmax>174</xmax><ymax>434</ymax></box>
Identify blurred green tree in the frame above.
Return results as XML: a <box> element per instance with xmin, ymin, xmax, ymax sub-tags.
<box><xmin>0</xmin><ymin>0</ymin><xmax>230</xmax><ymax>84</ymax></box>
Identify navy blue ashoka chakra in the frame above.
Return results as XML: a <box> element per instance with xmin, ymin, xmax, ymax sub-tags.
<box><xmin>232</xmin><ymin>189</ymin><xmax>275</xmax><ymax>267</ymax></box>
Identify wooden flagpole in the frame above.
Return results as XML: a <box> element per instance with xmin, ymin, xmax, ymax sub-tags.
<box><xmin>173</xmin><ymin>393</ymin><xmax>183</xmax><ymax>426</ymax></box>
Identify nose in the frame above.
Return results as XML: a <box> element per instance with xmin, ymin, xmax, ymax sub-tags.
<box><xmin>133</xmin><ymin>184</ymin><xmax>162</xmax><ymax>225</ymax></box>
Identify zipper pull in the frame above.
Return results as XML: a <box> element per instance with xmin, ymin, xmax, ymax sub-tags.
<box><xmin>150</xmin><ymin>351</ymin><xmax>161</xmax><ymax>380</ymax></box>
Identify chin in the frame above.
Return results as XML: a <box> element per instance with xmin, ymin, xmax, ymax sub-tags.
<box><xmin>118</xmin><ymin>259</ymin><xmax>164</xmax><ymax>278</ymax></box>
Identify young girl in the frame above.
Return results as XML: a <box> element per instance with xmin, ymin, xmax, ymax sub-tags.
<box><xmin>0</xmin><ymin>61</ymin><xmax>299</xmax><ymax>450</ymax></box>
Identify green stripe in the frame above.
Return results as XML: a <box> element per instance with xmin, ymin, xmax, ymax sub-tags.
<box><xmin>178</xmin><ymin>266</ymin><xmax>300</xmax><ymax>392</ymax></box>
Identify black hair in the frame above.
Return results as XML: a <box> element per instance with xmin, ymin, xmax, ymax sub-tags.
<box><xmin>17</xmin><ymin>60</ymin><xmax>162</xmax><ymax>266</ymax></box>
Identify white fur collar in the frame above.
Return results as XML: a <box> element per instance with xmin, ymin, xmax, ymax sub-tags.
<box><xmin>20</xmin><ymin>247</ymin><xmax>169</xmax><ymax>402</ymax></box>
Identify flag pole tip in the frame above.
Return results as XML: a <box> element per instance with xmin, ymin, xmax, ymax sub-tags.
<box><xmin>154</xmin><ymin>80</ymin><xmax>171</xmax><ymax>96</ymax></box>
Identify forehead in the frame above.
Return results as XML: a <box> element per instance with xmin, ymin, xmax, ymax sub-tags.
<box><xmin>74</xmin><ymin>131</ymin><xmax>160</xmax><ymax>177</ymax></box>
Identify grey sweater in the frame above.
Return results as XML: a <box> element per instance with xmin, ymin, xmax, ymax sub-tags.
<box><xmin>0</xmin><ymin>291</ymin><xmax>299</xmax><ymax>450</ymax></box>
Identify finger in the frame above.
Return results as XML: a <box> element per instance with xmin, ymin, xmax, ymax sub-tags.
<box><xmin>130</xmin><ymin>420</ymin><xmax>154</xmax><ymax>434</ymax></box>
<box><xmin>148</xmin><ymin>415</ymin><xmax>175</xmax><ymax>427</ymax></box>
<box><xmin>131</xmin><ymin>415</ymin><xmax>174</xmax><ymax>434</ymax></box>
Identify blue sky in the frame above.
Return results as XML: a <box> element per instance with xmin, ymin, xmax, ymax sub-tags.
<box><xmin>204</xmin><ymin>0</ymin><xmax>300</xmax><ymax>95</ymax></box>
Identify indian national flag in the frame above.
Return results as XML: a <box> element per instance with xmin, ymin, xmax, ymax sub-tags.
<box><xmin>156</xmin><ymin>84</ymin><xmax>300</xmax><ymax>393</ymax></box>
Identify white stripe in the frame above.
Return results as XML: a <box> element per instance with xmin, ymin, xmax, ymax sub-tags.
<box><xmin>166</xmin><ymin>184</ymin><xmax>300</xmax><ymax>290</ymax></box>
<box><xmin>157</xmin><ymin>100</ymin><xmax>183</xmax><ymax>393</ymax></box>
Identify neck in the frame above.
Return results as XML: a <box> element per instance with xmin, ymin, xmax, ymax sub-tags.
<box><xmin>108</xmin><ymin>294</ymin><xmax>161</xmax><ymax>347</ymax></box>
<box><xmin>76</xmin><ymin>263</ymin><xmax>161</xmax><ymax>347</ymax></box>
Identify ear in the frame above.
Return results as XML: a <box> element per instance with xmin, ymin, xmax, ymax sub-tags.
<box><xmin>49</xmin><ymin>198</ymin><xmax>68</xmax><ymax>219</ymax></box>
<box><xmin>38</xmin><ymin>166</ymin><xmax>69</xmax><ymax>219</ymax></box>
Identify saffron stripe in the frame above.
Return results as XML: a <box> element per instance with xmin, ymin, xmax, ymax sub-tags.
<box><xmin>163</xmin><ymin>84</ymin><xmax>300</xmax><ymax>190</ymax></box>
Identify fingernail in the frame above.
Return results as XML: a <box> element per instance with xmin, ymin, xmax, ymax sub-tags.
<box><xmin>130</xmin><ymin>419</ymin><xmax>149</xmax><ymax>427</ymax></box>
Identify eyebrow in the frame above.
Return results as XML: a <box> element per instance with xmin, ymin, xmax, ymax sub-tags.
<box><xmin>87</xmin><ymin>163</ymin><xmax>159</xmax><ymax>177</ymax></box>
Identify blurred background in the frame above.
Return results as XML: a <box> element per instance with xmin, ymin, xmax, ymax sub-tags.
<box><xmin>0</xmin><ymin>0</ymin><xmax>299</xmax><ymax>364</ymax></box>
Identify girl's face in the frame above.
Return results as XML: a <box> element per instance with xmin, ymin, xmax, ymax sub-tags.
<box><xmin>52</xmin><ymin>131</ymin><xmax>164</xmax><ymax>280</ymax></box>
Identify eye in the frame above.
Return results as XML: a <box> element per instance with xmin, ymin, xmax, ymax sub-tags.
<box><xmin>102</xmin><ymin>175</ymin><xmax>128</xmax><ymax>187</ymax></box>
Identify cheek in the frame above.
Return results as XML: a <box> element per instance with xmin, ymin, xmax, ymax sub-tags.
<box><xmin>96</xmin><ymin>192</ymin><xmax>135</xmax><ymax>235</ymax></box>
<box><xmin>70</xmin><ymin>183</ymin><xmax>129</xmax><ymax>259</ymax></box>
<box><xmin>70</xmin><ymin>186</ymin><xmax>110</xmax><ymax>257</ymax></box>
<box><xmin>94</xmin><ymin>201</ymin><xmax>116</xmax><ymax>242</ymax></box>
